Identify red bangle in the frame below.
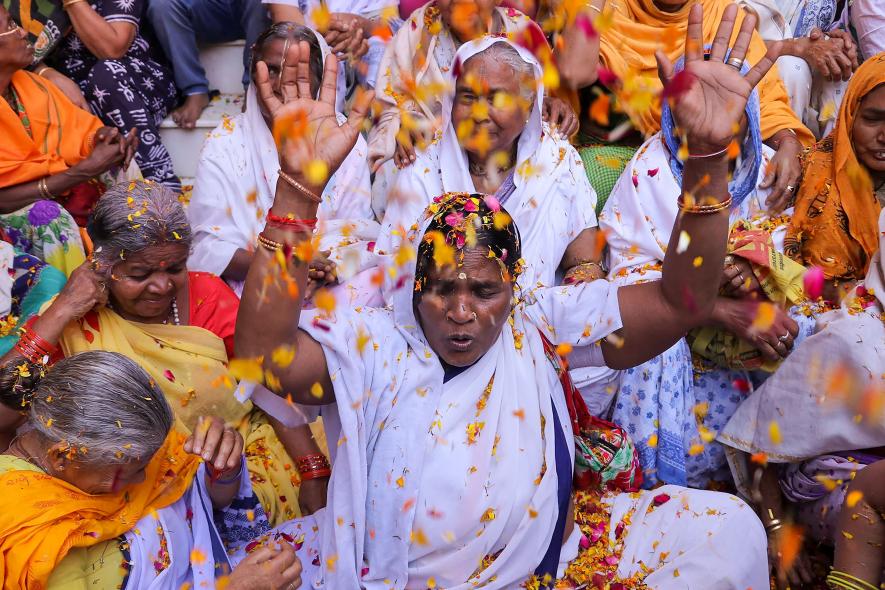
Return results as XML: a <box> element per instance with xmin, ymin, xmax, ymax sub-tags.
<box><xmin>267</xmin><ymin>213</ymin><xmax>318</xmax><ymax>227</ymax></box>
<box><xmin>15</xmin><ymin>321</ymin><xmax>59</xmax><ymax>364</ymax></box>
<box><xmin>300</xmin><ymin>467</ymin><xmax>332</xmax><ymax>481</ymax></box>
<box><xmin>296</xmin><ymin>453</ymin><xmax>330</xmax><ymax>481</ymax></box>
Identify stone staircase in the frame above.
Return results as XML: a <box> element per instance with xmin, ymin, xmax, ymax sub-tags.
<box><xmin>159</xmin><ymin>40</ymin><xmax>247</xmax><ymax>184</ymax></box>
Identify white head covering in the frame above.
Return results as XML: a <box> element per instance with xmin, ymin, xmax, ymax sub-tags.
<box><xmin>377</xmin><ymin>36</ymin><xmax>598</xmax><ymax>296</ymax></box>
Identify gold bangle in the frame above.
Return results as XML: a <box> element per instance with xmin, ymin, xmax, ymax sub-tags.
<box><xmin>677</xmin><ymin>194</ymin><xmax>732</xmax><ymax>214</ymax></box>
<box><xmin>35</xmin><ymin>66</ymin><xmax>51</xmax><ymax>77</ymax></box>
<box><xmin>38</xmin><ymin>178</ymin><xmax>55</xmax><ymax>200</ymax></box>
<box><xmin>256</xmin><ymin>232</ymin><xmax>284</xmax><ymax>252</ymax></box>
<box><xmin>63</xmin><ymin>0</ymin><xmax>86</xmax><ymax>8</ymax></box>
<box><xmin>278</xmin><ymin>169</ymin><xmax>322</xmax><ymax>204</ymax></box>
<box><xmin>827</xmin><ymin>571</ymin><xmax>879</xmax><ymax>590</ymax></box>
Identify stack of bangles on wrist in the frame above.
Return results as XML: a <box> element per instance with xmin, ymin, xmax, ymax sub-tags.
<box><xmin>15</xmin><ymin>324</ymin><xmax>58</xmax><ymax>365</ymax></box>
<box><xmin>296</xmin><ymin>453</ymin><xmax>331</xmax><ymax>481</ymax></box>
<box><xmin>826</xmin><ymin>570</ymin><xmax>879</xmax><ymax>590</ymax></box>
<box><xmin>677</xmin><ymin>194</ymin><xmax>732</xmax><ymax>214</ymax></box>
<box><xmin>278</xmin><ymin>169</ymin><xmax>322</xmax><ymax>204</ymax></box>
<box><xmin>266</xmin><ymin>213</ymin><xmax>317</xmax><ymax>233</ymax></box>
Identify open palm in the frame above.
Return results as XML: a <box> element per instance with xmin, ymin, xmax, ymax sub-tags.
<box><xmin>656</xmin><ymin>4</ymin><xmax>779</xmax><ymax>155</ymax></box>
<box><xmin>255</xmin><ymin>41</ymin><xmax>374</xmax><ymax>190</ymax></box>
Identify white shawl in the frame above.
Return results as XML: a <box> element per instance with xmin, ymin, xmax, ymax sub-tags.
<box><xmin>377</xmin><ymin>36</ymin><xmax>598</xmax><ymax>295</ymax></box>
<box><xmin>600</xmin><ymin>135</ymin><xmax>777</xmax><ymax>286</ymax></box>
<box><xmin>123</xmin><ymin>464</ymin><xmax>230</xmax><ymax>588</ymax></box>
<box><xmin>718</xmin><ymin>209</ymin><xmax>885</xmax><ymax>463</ymax></box>
<box><xmin>187</xmin><ymin>34</ymin><xmax>378</xmax><ymax>300</ymax></box>
<box><xmin>297</xmin><ymin>200</ymin><xmax>623</xmax><ymax>588</ymax></box>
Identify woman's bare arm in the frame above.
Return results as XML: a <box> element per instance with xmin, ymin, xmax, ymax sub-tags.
<box><xmin>234</xmin><ymin>43</ymin><xmax>373</xmax><ymax>406</ymax></box>
<box><xmin>65</xmin><ymin>3</ymin><xmax>137</xmax><ymax>60</ymax></box>
<box><xmin>602</xmin><ymin>3</ymin><xmax>779</xmax><ymax>368</ymax></box>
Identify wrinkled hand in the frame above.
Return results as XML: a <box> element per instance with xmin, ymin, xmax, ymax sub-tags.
<box><xmin>255</xmin><ymin>41</ymin><xmax>374</xmax><ymax>194</ymax></box>
<box><xmin>74</xmin><ymin>127</ymin><xmax>137</xmax><ymax>178</ymax></box>
<box><xmin>41</xmin><ymin>68</ymin><xmax>90</xmax><ymax>111</ymax></box>
<box><xmin>185</xmin><ymin>415</ymin><xmax>244</xmax><ymax>478</ymax></box>
<box><xmin>770</xmin><ymin>530</ymin><xmax>815</xmax><ymax>589</ymax></box>
<box><xmin>298</xmin><ymin>476</ymin><xmax>329</xmax><ymax>515</ymax></box>
<box><xmin>325</xmin><ymin>13</ymin><xmax>370</xmax><ymax>60</ymax></box>
<box><xmin>227</xmin><ymin>543</ymin><xmax>302</xmax><ymax>590</ymax></box>
<box><xmin>53</xmin><ymin>260</ymin><xmax>109</xmax><ymax>321</ymax></box>
<box><xmin>715</xmin><ymin>298</ymin><xmax>799</xmax><ymax>361</ymax></box>
<box><xmin>543</xmin><ymin>96</ymin><xmax>579</xmax><ymax>137</ymax></box>
<box><xmin>720</xmin><ymin>255</ymin><xmax>761</xmax><ymax>297</ymax></box>
<box><xmin>803</xmin><ymin>28</ymin><xmax>857</xmax><ymax>81</ymax></box>
<box><xmin>760</xmin><ymin>136</ymin><xmax>802</xmax><ymax>213</ymax></box>
<box><xmin>656</xmin><ymin>4</ymin><xmax>779</xmax><ymax>154</ymax></box>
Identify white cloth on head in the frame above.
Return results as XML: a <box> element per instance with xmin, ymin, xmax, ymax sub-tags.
<box><xmin>377</xmin><ymin>36</ymin><xmax>598</xmax><ymax>294</ymax></box>
<box><xmin>719</xmin><ymin>208</ymin><xmax>885</xmax><ymax>468</ymax></box>
<box><xmin>261</xmin><ymin>0</ymin><xmax>396</xmax><ymax>19</ymax></box>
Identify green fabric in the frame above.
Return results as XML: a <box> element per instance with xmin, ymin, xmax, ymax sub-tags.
<box><xmin>577</xmin><ymin>143</ymin><xmax>638</xmax><ymax>216</ymax></box>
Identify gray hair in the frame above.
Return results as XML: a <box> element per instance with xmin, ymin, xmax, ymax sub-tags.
<box><xmin>0</xmin><ymin>352</ymin><xmax>174</xmax><ymax>464</ymax></box>
<box><xmin>465</xmin><ymin>41</ymin><xmax>538</xmax><ymax>103</ymax></box>
<box><xmin>89</xmin><ymin>180</ymin><xmax>192</xmax><ymax>267</ymax></box>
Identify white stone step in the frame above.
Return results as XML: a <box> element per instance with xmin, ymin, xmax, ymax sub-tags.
<box><xmin>201</xmin><ymin>40</ymin><xmax>247</xmax><ymax>95</ymax></box>
<box><xmin>160</xmin><ymin>93</ymin><xmax>244</xmax><ymax>179</ymax></box>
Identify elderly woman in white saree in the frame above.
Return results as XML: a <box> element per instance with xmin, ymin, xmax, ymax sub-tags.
<box><xmin>233</xmin><ymin>5</ymin><xmax>775</xmax><ymax>587</ymax></box>
<box><xmin>186</xmin><ymin>22</ymin><xmax>381</xmax><ymax>305</ymax></box>
<box><xmin>598</xmin><ymin>54</ymin><xmax>821</xmax><ymax>489</ymax></box>
<box><xmin>716</xmin><ymin>209</ymin><xmax>885</xmax><ymax>586</ymax></box>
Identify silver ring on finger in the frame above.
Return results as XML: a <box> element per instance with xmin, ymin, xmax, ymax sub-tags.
<box><xmin>778</xmin><ymin>334</ymin><xmax>790</xmax><ymax>343</ymax></box>
<box><xmin>726</xmin><ymin>57</ymin><xmax>744</xmax><ymax>70</ymax></box>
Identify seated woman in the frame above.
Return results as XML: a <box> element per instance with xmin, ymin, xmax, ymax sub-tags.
<box><xmin>599</xmin><ymin>48</ymin><xmax>821</xmax><ymax>488</ymax></box>
<box><xmin>378</xmin><ymin>37</ymin><xmax>611</xmax><ymax>398</ymax></box>
<box><xmin>785</xmin><ymin>52</ymin><xmax>885</xmax><ymax>296</ymax></box>
<box><xmin>563</xmin><ymin>0</ymin><xmax>815</xmax><ymax>216</ymax></box>
<box><xmin>0</xmin><ymin>180</ymin><xmax>328</xmax><ymax>526</ymax></box>
<box><xmin>367</xmin><ymin>0</ymin><xmax>577</xmax><ymax>220</ymax></box>
<box><xmin>718</xmin><ymin>207</ymin><xmax>885</xmax><ymax>586</ymax></box>
<box><xmin>47</xmin><ymin>0</ymin><xmax>181</xmax><ymax>191</ymax></box>
<box><xmin>187</xmin><ymin>22</ymin><xmax>381</xmax><ymax>305</ymax></box>
<box><xmin>0</xmin><ymin>6</ymin><xmax>136</xmax><ymax>276</ymax></box>
<box><xmin>0</xmin><ymin>350</ymin><xmax>303</xmax><ymax>590</ymax></box>
<box><xmin>233</xmin><ymin>8</ymin><xmax>774</xmax><ymax>586</ymax></box>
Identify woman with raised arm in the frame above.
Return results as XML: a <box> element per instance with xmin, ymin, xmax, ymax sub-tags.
<box><xmin>234</xmin><ymin>5</ymin><xmax>775</xmax><ymax>587</ymax></box>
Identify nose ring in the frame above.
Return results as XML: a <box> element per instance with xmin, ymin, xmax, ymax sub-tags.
<box><xmin>471</xmin><ymin>312</ymin><xmax>478</xmax><ymax>321</ymax></box>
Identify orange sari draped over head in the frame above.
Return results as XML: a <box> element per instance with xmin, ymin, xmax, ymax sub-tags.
<box><xmin>0</xmin><ymin>70</ymin><xmax>102</xmax><ymax>189</ymax></box>
<box><xmin>784</xmin><ymin>53</ymin><xmax>885</xmax><ymax>282</ymax></box>
<box><xmin>0</xmin><ymin>431</ymin><xmax>199</xmax><ymax>590</ymax></box>
<box><xmin>597</xmin><ymin>0</ymin><xmax>813</xmax><ymax>144</ymax></box>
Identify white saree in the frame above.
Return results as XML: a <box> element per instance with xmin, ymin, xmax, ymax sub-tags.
<box><xmin>229</xmin><ymin>198</ymin><xmax>769</xmax><ymax>589</ymax></box>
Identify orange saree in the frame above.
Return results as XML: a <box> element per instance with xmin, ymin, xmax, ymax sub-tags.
<box><xmin>0</xmin><ymin>70</ymin><xmax>102</xmax><ymax>189</ymax></box>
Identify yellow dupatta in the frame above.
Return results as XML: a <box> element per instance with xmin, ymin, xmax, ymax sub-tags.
<box><xmin>0</xmin><ymin>431</ymin><xmax>199</xmax><ymax>590</ymax></box>
<box><xmin>597</xmin><ymin>0</ymin><xmax>813</xmax><ymax>144</ymax></box>
<box><xmin>57</xmin><ymin>307</ymin><xmax>250</xmax><ymax>430</ymax></box>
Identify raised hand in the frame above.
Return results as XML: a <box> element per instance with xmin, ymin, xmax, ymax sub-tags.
<box><xmin>254</xmin><ymin>40</ymin><xmax>374</xmax><ymax>194</ymax></box>
<box><xmin>656</xmin><ymin>3</ymin><xmax>779</xmax><ymax>155</ymax></box>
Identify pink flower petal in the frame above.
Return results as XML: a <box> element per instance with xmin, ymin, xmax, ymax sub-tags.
<box><xmin>803</xmin><ymin>266</ymin><xmax>825</xmax><ymax>300</ymax></box>
<box><xmin>653</xmin><ymin>493</ymin><xmax>671</xmax><ymax>506</ymax></box>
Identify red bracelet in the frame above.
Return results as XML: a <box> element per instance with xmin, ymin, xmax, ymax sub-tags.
<box><xmin>296</xmin><ymin>453</ymin><xmax>331</xmax><ymax>481</ymax></box>
<box><xmin>14</xmin><ymin>321</ymin><xmax>59</xmax><ymax>365</ymax></box>
<box><xmin>267</xmin><ymin>213</ymin><xmax>318</xmax><ymax>227</ymax></box>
